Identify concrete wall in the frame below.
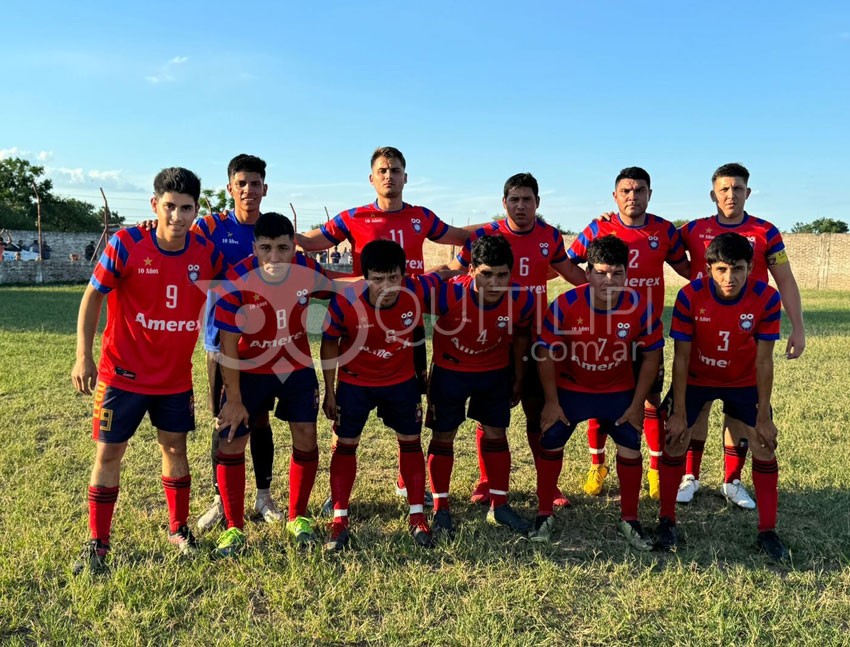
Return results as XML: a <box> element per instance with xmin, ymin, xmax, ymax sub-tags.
<box><xmin>4</xmin><ymin>229</ymin><xmax>102</xmax><ymax>262</ymax></box>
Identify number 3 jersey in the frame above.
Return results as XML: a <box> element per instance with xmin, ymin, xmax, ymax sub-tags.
<box><xmin>90</xmin><ymin>227</ymin><xmax>224</xmax><ymax>394</ymax></box>
<box><xmin>670</xmin><ymin>277</ymin><xmax>781</xmax><ymax>388</ymax></box>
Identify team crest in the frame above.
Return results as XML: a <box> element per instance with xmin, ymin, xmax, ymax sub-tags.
<box><xmin>411</xmin><ymin>218</ymin><xmax>422</xmax><ymax>233</ymax></box>
<box><xmin>747</xmin><ymin>236</ymin><xmax>757</xmax><ymax>249</ymax></box>
<box><xmin>648</xmin><ymin>235</ymin><xmax>659</xmax><ymax>250</ymax></box>
<box><xmin>617</xmin><ymin>322</ymin><xmax>631</xmax><ymax>339</ymax></box>
<box><xmin>497</xmin><ymin>315</ymin><xmax>509</xmax><ymax>329</ymax></box>
<box><xmin>739</xmin><ymin>313</ymin><xmax>755</xmax><ymax>331</ymax></box>
<box><xmin>402</xmin><ymin>310</ymin><xmax>414</xmax><ymax>327</ymax></box>
<box><xmin>187</xmin><ymin>263</ymin><xmax>200</xmax><ymax>282</ymax></box>
<box><xmin>296</xmin><ymin>288</ymin><xmax>309</xmax><ymax>306</ymax></box>
<box><xmin>539</xmin><ymin>242</ymin><xmax>550</xmax><ymax>257</ymax></box>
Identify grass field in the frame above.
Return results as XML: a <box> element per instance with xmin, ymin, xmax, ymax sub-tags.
<box><xmin>0</xmin><ymin>284</ymin><xmax>848</xmax><ymax>646</ymax></box>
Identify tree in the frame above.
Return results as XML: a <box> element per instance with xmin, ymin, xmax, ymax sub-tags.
<box><xmin>671</xmin><ymin>218</ymin><xmax>689</xmax><ymax>228</ymax></box>
<box><xmin>790</xmin><ymin>218</ymin><xmax>848</xmax><ymax>234</ymax></box>
<box><xmin>200</xmin><ymin>188</ymin><xmax>233</xmax><ymax>216</ymax></box>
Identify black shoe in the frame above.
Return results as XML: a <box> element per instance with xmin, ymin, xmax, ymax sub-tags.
<box><xmin>72</xmin><ymin>539</ymin><xmax>110</xmax><ymax>575</ymax></box>
<box><xmin>432</xmin><ymin>509</ymin><xmax>455</xmax><ymax>539</ymax></box>
<box><xmin>487</xmin><ymin>504</ymin><xmax>532</xmax><ymax>533</ymax></box>
<box><xmin>323</xmin><ymin>523</ymin><xmax>350</xmax><ymax>553</ymax></box>
<box><xmin>168</xmin><ymin>524</ymin><xmax>199</xmax><ymax>555</ymax></box>
<box><xmin>410</xmin><ymin>519</ymin><xmax>436</xmax><ymax>548</ymax></box>
<box><xmin>654</xmin><ymin>517</ymin><xmax>679</xmax><ymax>552</ymax></box>
<box><xmin>756</xmin><ymin>530</ymin><xmax>789</xmax><ymax>562</ymax></box>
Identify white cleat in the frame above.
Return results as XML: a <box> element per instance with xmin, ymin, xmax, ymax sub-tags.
<box><xmin>197</xmin><ymin>495</ymin><xmax>224</xmax><ymax>533</ymax></box>
<box><xmin>676</xmin><ymin>474</ymin><xmax>700</xmax><ymax>504</ymax></box>
<box><xmin>254</xmin><ymin>494</ymin><xmax>284</xmax><ymax>523</ymax></box>
<box><xmin>721</xmin><ymin>479</ymin><xmax>756</xmax><ymax>509</ymax></box>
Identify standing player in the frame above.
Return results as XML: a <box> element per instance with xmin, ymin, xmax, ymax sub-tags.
<box><xmin>71</xmin><ymin>168</ymin><xmax>223</xmax><ymax>574</ymax></box>
<box><xmin>426</xmin><ymin>235</ymin><xmax>536</xmax><ymax>536</ymax></box>
<box><xmin>213</xmin><ymin>212</ymin><xmax>329</xmax><ymax>556</ymax></box>
<box><xmin>567</xmin><ymin>167</ymin><xmax>689</xmax><ymax>499</ymax></box>
<box><xmin>530</xmin><ymin>235</ymin><xmax>663</xmax><ymax>549</ymax></box>
<box><xmin>676</xmin><ymin>163</ymin><xmax>805</xmax><ymax>508</ymax></box>
<box><xmin>656</xmin><ymin>232</ymin><xmax>787</xmax><ymax>561</ymax></box>
<box><xmin>448</xmin><ymin>172</ymin><xmax>577</xmax><ymax>507</ymax></box>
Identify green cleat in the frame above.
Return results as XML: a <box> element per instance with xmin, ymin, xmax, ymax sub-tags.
<box><xmin>214</xmin><ymin>527</ymin><xmax>246</xmax><ymax>559</ymax></box>
<box><xmin>286</xmin><ymin>516</ymin><xmax>318</xmax><ymax>546</ymax></box>
<box><xmin>528</xmin><ymin>515</ymin><xmax>555</xmax><ymax>543</ymax></box>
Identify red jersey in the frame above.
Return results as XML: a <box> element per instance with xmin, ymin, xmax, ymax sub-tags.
<box><xmin>323</xmin><ymin>273</ymin><xmax>440</xmax><ymax>386</ymax></box>
<box><xmin>670</xmin><ymin>277</ymin><xmax>781</xmax><ymax>388</ymax></box>
<box><xmin>320</xmin><ymin>201</ymin><xmax>449</xmax><ymax>275</ymax></box>
<box><xmin>431</xmin><ymin>275</ymin><xmax>535</xmax><ymax>372</ymax></box>
<box><xmin>680</xmin><ymin>213</ymin><xmax>786</xmax><ymax>282</ymax></box>
<box><xmin>537</xmin><ymin>285</ymin><xmax>664</xmax><ymax>393</ymax></box>
<box><xmin>214</xmin><ymin>253</ymin><xmax>329</xmax><ymax>375</ymax></box>
<box><xmin>90</xmin><ymin>227</ymin><xmax>224</xmax><ymax>395</ymax></box>
<box><xmin>568</xmin><ymin>213</ymin><xmax>686</xmax><ymax>313</ymax></box>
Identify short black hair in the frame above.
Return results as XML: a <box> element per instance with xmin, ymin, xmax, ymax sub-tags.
<box><xmin>253</xmin><ymin>212</ymin><xmax>294</xmax><ymax>241</ymax></box>
<box><xmin>371</xmin><ymin>146</ymin><xmax>406</xmax><ymax>170</ymax></box>
<box><xmin>470</xmin><ymin>235</ymin><xmax>513</xmax><ymax>270</ymax></box>
<box><xmin>615</xmin><ymin>166</ymin><xmax>651</xmax><ymax>189</ymax></box>
<box><xmin>586</xmin><ymin>234</ymin><xmax>628</xmax><ymax>268</ymax></box>
<box><xmin>153</xmin><ymin>167</ymin><xmax>201</xmax><ymax>202</ymax></box>
<box><xmin>503</xmin><ymin>172</ymin><xmax>539</xmax><ymax>200</ymax></box>
<box><xmin>705</xmin><ymin>232</ymin><xmax>754</xmax><ymax>266</ymax></box>
<box><xmin>360</xmin><ymin>239</ymin><xmax>406</xmax><ymax>279</ymax></box>
<box><xmin>227</xmin><ymin>154</ymin><xmax>267</xmax><ymax>180</ymax></box>
<box><xmin>712</xmin><ymin>162</ymin><xmax>750</xmax><ymax>184</ymax></box>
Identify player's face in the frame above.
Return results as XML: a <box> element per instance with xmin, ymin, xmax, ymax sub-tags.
<box><xmin>253</xmin><ymin>235</ymin><xmax>295</xmax><ymax>279</ymax></box>
<box><xmin>707</xmin><ymin>259</ymin><xmax>751</xmax><ymax>299</ymax></box>
<box><xmin>586</xmin><ymin>262</ymin><xmax>627</xmax><ymax>307</ymax></box>
<box><xmin>503</xmin><ymin>187</ymin><xmax>540</xmax><ymax>231</ymax></box>
<box><xmin>711</xmin><ymin>176</ymin><xmax>751</xmax><ymax>220</ymax></box>
<box><xmin>613</xmin><ymin>179</ymin><xmax>651</xmax><ymax>220</ymax></box>
<box><xmin>227</xmin><ymin>171</ymin><xmax>268</xmax><ymax>216</ymax></box>
<box><xmin>365</xmin><ymin>268</ymin><xmax>404</xmax><ymax>308</ymax></box>
<box><xmin>150</xmin><ymin>192</ymin><xmax>199</xmax><ymax>241</ymax></box>
<box><xmin>471</xmin><ymin>263</ymin><xmax>512</xmax><ymax>304</ymax></box>
<box><xmin>369</xmin><ymin>156</ymin><xmax>407</xmax><ymax>200</ymax></box>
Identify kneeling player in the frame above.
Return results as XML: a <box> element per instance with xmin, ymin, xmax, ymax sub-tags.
<box><xmin>71</xmin><ymin>168</ymin><xmax>223</xmax><ymax>573</ymax></box>
<box><xmin>426</xmin><ymin>235</ymin><xmax>535</xmax><ymax>535</ymax></box>
<box><xmin>531</xmin><ymin>235</ymin><xmax>663</xmax><ymax>550</ymax></box>
<box><xmin>657</xmin><ymin>232</ymin><xmax>787</xmax><ymax>561</ymax></box>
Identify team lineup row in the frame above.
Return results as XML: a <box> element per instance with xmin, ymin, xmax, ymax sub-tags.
<box><xmin>69</xmin><ymin>149</ymin><xmax>805</xmax><ymax>573</ymax></box>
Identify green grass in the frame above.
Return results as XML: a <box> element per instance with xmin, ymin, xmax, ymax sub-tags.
<box><xmin>1</xmin><ymin>285</ymin><xmax>849</xmax><ymax>645</ymax></box>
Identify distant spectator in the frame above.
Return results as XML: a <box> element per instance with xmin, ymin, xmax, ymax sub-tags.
<box><xmin>30</xmin><ymin>239</ymin><xmax>39</xmax><ymax>253</ymax></box>
<box><xmin>330</xmin><ymin>247</ymin><xmax>341</xmax><ymax>264</ymax></box>
<box><xmin>85</xmin><ymin>240</ymin><xmax>96</xmax><ymax>261</ymax></box>
<box><xmin>15</xmin><ymin>251</ymin><xmax>22</xmax><ymax>261</ymax></box>
<box><xmin>341</xmin><ymin>249</ymin><xmax>352</xmax><ymax>265</ymax></box>
<box><xmin>42</xmin><ymin>241</ymin><xmax>52</xmax><ymax>260</ymax></box>
<box><xmin>318</xmin><ymin>250</ymin><xmax>328</xmax><ymax>264</ymax></box>
<box><xmin>70</xmin><ymin>253</ymin><xmax>81</xmax><ymax>262</ymax></box>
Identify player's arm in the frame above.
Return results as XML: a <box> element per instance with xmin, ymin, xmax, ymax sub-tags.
<box><xmin>616</xmin><ymin>348</ymin><xmax>661</xmax><ymax>429</ymax></box>
<box><xmin>320</xmin><ymin>337</ymin><xmax>340</xmax><ymax>420</ymax></box>
<box><xmin>768</xmin><ymin>261</ymin><xmax>805</xmax><ymax>359</ymax></box>
<box><xmin>217</xmin><ymin>330</ymin><xmax>249</xmax><ymax>442</ymax></box>
<box><xmin>754</xmin><ymin>339</ymin><xmax>778</xmax><ymax>451</ymax></box>
<box><xmin>665</xmin><ymin>339</ymin><xmax>691</xmax><ymax>445</ymax></box>
<box><xmin>551</xmin><ymin>258</ymin><xmax>587</xmax><ymax>287</ymax></box>
<box><xmin>434</xmin><ymin>223</ymin><xmax>471</xmax><ymax>246</ymax></box>
<box><xmin>537</xmin><ymin>349</ymin><xmax>569</xmax><ymax>431</ymax></box>
<box><xmin>511</xmin><ymin>327</ymin><xmax>531</xmax><ymax>407</ymax></box>
<box><xmin>71</xmin><ymin>285</ymin><xmax>106</xmax><ymax>395</ymax></box>
<box><xmin>668</xmin><ymin>256</ymin><xmax>691</xmax><ymax>279</ymax></box>
<box><xmin>296</xmin><ymin>227</ymin><xmax>335</xmax><ymax>252</ymax></box>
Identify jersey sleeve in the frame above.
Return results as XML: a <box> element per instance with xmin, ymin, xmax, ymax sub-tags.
<box><xmin>755</xmin><ymin>284</ymin><xmax>782</xmax><ymax>341</ymax></box>
<box><xmin>764</xmin><ymin>224</ymin><xmax>788</xmax><ymax>265</ymax></box>
<box><xmin>537</xmin><ymin>292</ymin><xmax>575</xmax><ymax>346</ymax></box>
<box><xmin>406</xmin><ymin>273</ymin><xmax>442</xmax><ymax>313</ymax></box>
<box><xmin>639</xmin><ymin>300</ymin><xmax>665</xmax><ymax>352</ymax></box>
<box><xmin>423</xmin><ymin>207</ymin><xmax>450</xmax><ymax>241</ymax></box>
<box><xmin>515</xmin><ymin>288</ymin><xmax>536</xmax><ymax>330</ymax></box>
<box><xmin>90</xmin><ymin>229</ymin><xmax>139</xmax><ymax>294</ymax></box>
<box><xmin>566</xmin><ymin>222</ymin><xmax>596</xmax><ymax>264</ymax></box>
<box><xmin>322</xmin><ymin>294</ymin><xmax>348</xmax><ymax>340</ymax></box>
<box><xmin>549</xmin><ymin>228</ymin><xmax>568</xmax><ymax>265</ymax></box>
<box><xmin>213</xmin><ymin>267</ymin><xmax>244</xmax><ymax>334</ymax></box>
<box><xmin>669</xmin><ymin>287</ymin><xmax>694</xmax><ymax>341</ymax></box>
<box><xmin>664</xmin><ymin>222</ymin><xmax>688</xmax><ymax>265</ymax></box>
<box><xmin>319</xmin><ymin>212</ymin><xmax>351</xmax><ymax>246</ymax></box>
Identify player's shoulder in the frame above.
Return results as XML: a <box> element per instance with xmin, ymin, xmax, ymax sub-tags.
<box><xmin>750</xmin><ymin>279</ymin><xmax>780</xmax><ymax>300</ymax></box>
<box><xmin>534</xmin><ymin>217</ymin><xmax>562</xmax><ymax>237</ymax></box>
<box><xmin>745</xmin><ymin>212</ymin><xmax>780</xmax><ymax>233</ymax></box>
<box><xmin>683</xmin><ymin>215</ymin><xmax>712</xmax><ymax>233</ymax></box>
<box><xmin>471</xmin><ymin>222</ymin><xmax>501</xmax><ymax>240</ymax></box>
<box><xmin>402</xmin><ymin>203</ymin><xmax>436</xmax><ymax>218</ymax></box>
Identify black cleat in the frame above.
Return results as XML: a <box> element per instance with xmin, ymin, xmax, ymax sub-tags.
<box><xmin>654</xmin><ymin>517</ymin><xmax>679</xmax><ymax>552</ymax></box>
<box><xmin>756</xmin><ymin>530</ymin><xmax>790</xmax><ymax>562</ymax></box>
<box><xmin>323</xmin><ymin>523</ymin><xmax>350</xmax><ymax>553</ymax></box>
<box><xmin>487</xmin><ymin>504</ymin><xmax>532</xmax><ymax>533</ymax></box>
<box><xmin>410</xmin><ymin>519</ymin><xmax>436</xmax><ymax>548</ymax></box>
<box><xmin>432</xmin><ymin>509</ymin><xmax>455</xmax><ymax>539</ymax></box>
<box><xmin>72</xmin><ymin>539</ymin><xmax>110</xmax><ymax>576</ymax></box>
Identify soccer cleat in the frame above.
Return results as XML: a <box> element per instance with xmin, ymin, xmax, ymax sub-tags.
<box><xmin>647</xmin><ymin>468</ymin><xmax>660</xmax><ymax>500</ymax></box>
<box><xmin>167</xmin><ymin>524</ymin><xmax>199</xmax><ymax>555</ymax></box>
<box><xmin>197</xmin><ymin>496</ymin><xmax>224</xmax><ymax>533</ymax></box>
<box><xmin>394</xmin><ymin>483</ymin><xmax>434</xmax><ymax>508</ymax></box>
<box><xmin>320</xmin><ymin>495</ymin><xmax>334</xmax><ymax>517</ymax></box>
<box><xmin>432</xmin><ymin>509</ymin><xmax>455</xmax><ymax>539</ymax></box>
<box><xmin>676</xmin><ymin>474</ymin><xmax>700</xmax><ymax>504</ymax></box>
<box><xmin>286</xmin><ymin>516</ymin><xmax>318</xmax><ymax>546</ymax></box>
<box><xmin>617</xmin><ymin>519</ymin><xmax>653</xmax><ymax>552</ymax></box>
<box><xmin>324</xmin><ymin>523</ymin><xmax>350</xmax><ymax>553</ymax></box>
<box><xmin>254</xmin><ymin>494</ymin><xmax>284</xmax><ymax>523</ymax></box>
<box><xmin>583</xmin><ymin>464</ymin><xmax>609</xmax><ymax>496</ymax></box>
<box><xmin>213</xmin><ymin>527</ymin><xmax>246</xmax><ymax>559</ymax></box>
<box><xmin>756</xmin><ymin>530</ymin><xmax>789</xmax><ymax>562</ymax></box>
<box><xmin>470</xmin><ymin>481</ymin><xmax>491</xmax><ymax>506</ymax></box>
<box><xmin>553</xmin><ymin>488</ymin><xmax>572</xmax><ymax>508</ymax></box>
<box><xmin>486</xmin><ymin>504</ymin><xmax>532</xmax><ymax>533</ymax></box>
<box><xmin>653</xmin><ymin>517</ymin><xmax>679</xmax><ymax>552</ymax></box>
<box><xmin>528</xmin><ymin>515</ymin><xmax>555</xmax><ymax>544</ymax></box>
<box><xmin>72</xmin><ymin>539</ymin><xmax>110</xmax><ymax>575</ymax></box>
<box><xmin>721</xmin><ymin>480</ymin><xmax>756</xmax><ymax>509</ymax></box>
<box><xmin>410</xmin><ymin>519</ymin><xmax>436</xmax><ymax>548</ymax></box>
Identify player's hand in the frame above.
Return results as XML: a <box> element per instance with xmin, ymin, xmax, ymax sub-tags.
<box><xmin>322</xmin><ymin>391</ymin><xmax>337</xmax><ymax>421</ymax></box>
<box><xmin>785</xmin><ymin>330</ymin><xmax>806</xmax><ymax>359</ymax></box>
<box><xmin>540</xmin><ymin>400</ymin><xmax>568</xmax><ymax>432</ymax></box>
<box><xmin>754</xmin><ymin>418</ymin><xmax>778</xmax><ymax>452</ymax></box>
<box><xmin>596</xmin><ymin>211</ymin><xmax>616</xmax><ymax>222</ymax></box>
<box><xmin>71</xmin><ymin>357</ymin><xmax>98</xmax><ymax>394</ymax></box>
<box><xmin>136</xmin><ymin>219</ymin><xmax>158</xmax><ymax>230</ymax></box>
<box><xmin>665</xmin><ymin>412</ymin><xmax>688</xmax><ymax>446</ymax></box>
<box><xmin>217</xmin><ymin>399</ymin><xmax>249</xmax><ymax>443</ymax></box>
<box><xmin>615</xmin><ymin>404</ymin><xmax>643</xmax><ymax>431</ymax></box>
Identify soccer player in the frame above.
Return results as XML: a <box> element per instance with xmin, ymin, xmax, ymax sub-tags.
<box><xmin>426</xmin><ymin>235</ymin><xmax>536</xmax><ymax>536</ymax></box>
<box><xmin>567</xmin><ymin>167</ymin><xmax>689</xmax><ymax>499</ymax></box>
<box><xmin>212</xmin><ymin>212</ymin><xmax>329</xmax><ymax>556</ymax></box>
<box><xmin>71</xmin><ymin>167</ymin><xmax>223</xmax><ymax>574</ymax></box>
<box><xmin>656</xmin><ymin>232</ymin><xmax>788</xmax><ymax>561</ymax></box>
<box><xmin>530</xmin><ymin>235</ymin><xmax>663</xmax><ymax>550</ymax></box>
<box><xmin>448</xmin><ymin>172</ymin><xmax>577</xmax><ymax>508</ymax></box>
<box><xmin>675</xmin><ymin>163</ymin><xmax>805</xmax><ymax>508</ymax></box>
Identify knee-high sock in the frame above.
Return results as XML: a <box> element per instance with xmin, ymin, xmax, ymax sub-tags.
<box><xmin>616</xmin><ymin>454</ymin><xmax>643</xmax><ymax>521</ymax></box>
<box><xmin>330</xmin><ymin>443</ymin><xmax>358</xmax><ymax>527</ymax></box>
<box><xmin>210</xmin><ymin>426</ymin><xmax>221</xmax><ymax>496</ymax></box>
<box><xmin>88</xmin><ymin>486</ymin><xmax>119</xmax><ymax>544</ymax></box>
<box><xmin>643</xmin><ymin>407</ymin><xmax>662</xmax><ymax>471</ymax></box>
<box><xmin>685</xmin><ymin>439</ymin><xmax>705</xmax><ymax>479</ymax></box>
<box><xmin>752</xmin><ymin>457</ymin><xmax>779</xmax><ymax>532</ymax></box>
<box><xmin>724</xmin><ymin>439</ymin><xmax>749</xmax><ymax>483</ymax></box>
<box><xmin>587</xmin><ymin>419</ymin><xmax>607</xmax><ymax>466</ymax></box>
<box><xmin>288</xmin><ymin>447</ymin><xmax>318</xmax><ymax>521</ymax></box>
<box><xmin>216</xmin><ymin>451</ymin><xmax>246</xmax><ymax>530</ymax></box>
<box><xmin>659</xmin><ymin>451</ymin><xmax>686</xmax><ymax>522</ymax></box>
<box><xmin>398</xmin><ymin>438</ymin><xmax>426</xmax><ymax>521</ymax></box>
<box><xmin>161</xmin><ymin>475</ymin><xmax>191</xmax><ymax>533</ymax></box>
<box><xmin>536</xmin><ymin>447</ymin><xmax>563</xmax><ymax>517</ymax></box>
<box><xmin>427</xmin><ymin>439</ymin><xmax>454</xmax><ymax>512</ymax></box>
<box><xmin>481</xmin><ymin>437</ymin><xmax>511</xmax><ymax>508</ymax></box>
<box><xmin>475</xmin><ymin>423</ymin><xmax>488</xmax><ymax>486</ymax></box>
<box><xmin>249</xmin><ymin>424</ymin><xmax>274</xmax><ymax>490</ymax></box>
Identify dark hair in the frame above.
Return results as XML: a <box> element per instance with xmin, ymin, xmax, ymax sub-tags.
<box><xmin>360</xmin><ymin>239</ymin><xmax>406</xmax><ymax>278</ymax></box>
<box><xmin>471</xmin><ymin>235</ymin><xmax>514</xmax><ymax>270</ymax></box>
<box><xmin>370</xmin><ymin>146</ymin><xmax>406</xmax><ymax>170</ymax></box>
<box><xmin>586</xmin><ymin>234</ymin><xmax>628</xmax><ymax>268</ymax></box>
<box><xmin>503</xmin><ymin>172</ymin><xmax>539</xmax><ymax>199</ymax></box>
<box><xmin>615</xmin><ymin>166</ymin><xmax>651</xmax><ymax>189</ymax></box>
<box><xmin>712</xmin><ymin>162</ymin><xmax>750</xmax><ymax>184</ymax></box>
<box><xmin>705</xmin><ymin>232</ymin><xmax>754</xmax><ymax>266</ymax></box>
<box><xmin>254</xmin><ymin>212</ymin><xmax>294</xmax><ymax>241</ymax></box>
<box><xmin>153</xmin><ymin>167</ymin><xmax>201</xmax><ymax>202</ymax></box>
<box><xmin>227</xmin><ymin>154</ymin><xmax>267</xmax><ymax>180</ymax></box>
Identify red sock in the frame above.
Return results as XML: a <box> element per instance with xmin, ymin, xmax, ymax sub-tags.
<box><xmin>216</xmin><ymin>451</ymin><xmax>245</xmax><ymax>530</ymax></box>
<box><xmin>330</xmin><ymin>443</ymin><xmax>358</xmax><ymax>527</ymax></box>
<box><xmin>481</xmin><ymin>437</ymin><xmax>511</xmax><ymax>508</ymax></box>
<box><xmin>526</xmin><ymin>428</ymin><xmax>542</xmax><ymax>462</ymax></box>
<box><xmin>724</xmin><ymin>441</ymin><xmax>749</xmax><ymax>483</ymax></box>
<box><xmin>398</xmin><ymin>438</ymin><xmax>426</xmax><ymax>512</ymax></box>
<box><xmin>536</xmin><ymin>447</ymin><xmax>563</xmax><ymax>516</ymax></box>
<box><xmin>587</xmin><ymin>419</ymin><xmax>607</xmax><ymax>465</ymax></box>
<box><xmin>643</xmin><ymin>407</ymin><xmax>662</xmax><ymax>470</ymax></box>
<box><xmin>427</xmin><ymin>439</ymin><xmax>454</xmax><ymax>511</ymax></box>
<box><xmin>752</xmin><ymin>457</ymin><xmax>779</xmax><ymax>532</ymax></box>
<box><xmin>616</xmin><ymin>454</ymin><xmax>643</xmax><ymax>521</ymax></box>
<box><xmin>475</xmin><ymin>423</ymin><xmax>488</xmax><ymax>487</ymax></box>
<box><xmin>161</xmin><ymin>475</ymin><xmax>190</xmax><ymax>533</ymax></box>
<box><xmin>88</xmin><ymin>486</ymin><xmax>119</xmax><ymax>544</ymax></box>
<box><xmin>289</xmin><ymin>447</ymin><xmax>319</xmax><ymax>521</ymax></box>
<box><xmin>685</xmin><ymin>440</ymin><xmax>705</xmax><ymax>478</ymax></box>
<box><xmin>659</xmin><ymin>451</ymin><xmax>686</xmax><ymax>522</ymax></box>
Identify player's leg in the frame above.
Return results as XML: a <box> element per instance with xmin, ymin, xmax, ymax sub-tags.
<box><xmin>677</xmin><ymin>402</ymin><xmax>711</xmax><ymax>504</ymax></box>
<box><xmin>583</xmin><ymin>418</ymin><xmax>609</xmax><ymax>495</ymax></box>
<box><xmin>250</xmin><ymin>411</ymin><xmax>280</xmax><ymax>522</ymax></box>
<box><xmin>395</xmin><ymin>325</ymin><xmax>429</xmax><ymax>496</ymax></box>
<box><xmin>198</xmin><ymin>352</ymin><xmax>224</xmax><ymax>533</ymax></box>
<box><xmin>720</xmin><ymin>415</ymin><xmax>755</xmax><ymax>509</ymax></box>
<box><xmin>427</xmin><ymin>429</ymin><xmax>457</xmax><ymax>538</ymax></box>
<box><xmin>642</xmin><ymin>362</ymin><xmax>665</xmax><ymax>500</ymax></box>
<box><xmin>529</xmin><ymin>402</ymin><xmax>576</xmax><ymax>543</ymax></box>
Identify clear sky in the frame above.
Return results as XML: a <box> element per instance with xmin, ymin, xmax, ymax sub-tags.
<box><xmin>2</xmin><ymin>1</ymin><xmax>848</xmax><ymax>232</ymax></box>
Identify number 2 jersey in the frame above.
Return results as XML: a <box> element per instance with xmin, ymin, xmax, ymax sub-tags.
<box><xmin>90</xmin><ymin>227</ymin><xmax>224</xmax><ymax>394</ymax></box>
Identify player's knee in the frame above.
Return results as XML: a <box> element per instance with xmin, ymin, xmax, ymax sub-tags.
<box><xmin>432</xmin><ymin>430</ymin><xmax>456</xmax><ymax>444</ymax></box>
<box><xmin>290</xmin><ymin>422</ymin><xmax>318</xmax><ymax>451</ymax></box>
<box><xmin>94</xmin><ymin>441</ymin><xmax>126</xmax><ymax>467</ymax></box>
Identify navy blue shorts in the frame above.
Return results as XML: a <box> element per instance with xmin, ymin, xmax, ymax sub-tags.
<box><xmin>684</xmin><ymin>385</ymin><xmax>761</xmax><ymax>428</ymax></box>
<box><xmin>541</xmin><ymin>389</ymin><xmax>641</xmax><ymax>451</ymax></box>
<box><xmin>219</xmin><ymin>368</ymin><xmax>319</xmax><ymax>439</ymax></box>
<box><xmin>335</xmin><ymin>377</ymin><xmax>422</xmax><ymax>439</ymax></box>
<box><xmin>92</xmin><ymin>382</ymin><xmax>195</xmax><ymax>443</ymax></box>
<box><xmin>426</xmin><ymin>365</ymin><xmax>512</xmax><ymax>433</ymax></box>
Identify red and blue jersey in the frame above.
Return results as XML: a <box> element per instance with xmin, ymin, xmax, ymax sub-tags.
<box><xmin>320</xmin><ymin>202</ymin><xmax>449</xmax><ymax>275</ymax></box>
<box><xmin>670</xmin><ymin>277</ymin><xmax>781</xmax><ymax>388</ymax></box>
<box><xmin>537</xmin><ymin>285</ymin><xmax>664</xmax><ymax>393</ymax></box>
<box><xmin>214</xmin><ymin>252</ymin><xmax>329</xmax><ymax>375</ymax></box>
<box><xmin>90</xmin><ymin>227</ymin><xmax>224</xmax><ymax>395</ymax></box>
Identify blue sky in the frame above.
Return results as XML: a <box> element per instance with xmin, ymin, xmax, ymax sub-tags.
<box><xmin>2</xmin><ymin>1</ymin><xmax>848</xmax><ymax>231</ymax></box>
